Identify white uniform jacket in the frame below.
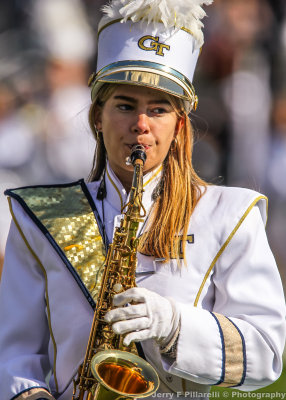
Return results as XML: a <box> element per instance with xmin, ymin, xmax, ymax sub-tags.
<box><xmin>0</xmin><ymin>164</ymin><xmax>285</xmax><ymax>400</ymax></box>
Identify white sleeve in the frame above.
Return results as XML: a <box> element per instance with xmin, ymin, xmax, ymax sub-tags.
<box><xmin>162</xmin><ymin>205</ymin><xmax>286</xmax><ymax>390</ymax></box>
<box><xmin>0</xmin><ymin>220</ymin><xmax>54</xmax><ymax>400</ymax></box>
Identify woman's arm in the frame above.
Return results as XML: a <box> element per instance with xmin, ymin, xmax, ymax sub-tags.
<box><xmin>164</xmin><ymin>205</ymin><xmax>286</xmax><ymax>390</ymax></box>
<box><xmin>0</xmin><ymin>220</ymin><xmax>54</xmax><ymax>400</ymax></box>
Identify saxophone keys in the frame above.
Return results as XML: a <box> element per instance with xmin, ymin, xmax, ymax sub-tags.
<box><xmin>113</xmin><ymin>283</ymin><xmax>123</xmax><ymax>293</ymax></box>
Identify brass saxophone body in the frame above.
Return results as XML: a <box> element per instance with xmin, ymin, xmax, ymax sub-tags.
<box><xmin>73</xmin><ymin>145</ymin><xmax>159</xmax><ymax>400</ymax></box>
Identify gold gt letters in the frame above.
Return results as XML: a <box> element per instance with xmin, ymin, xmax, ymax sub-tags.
<box><xmin>138</xmin><ymin>35</ymin><xmax>170</xmax><ymax>56</ymax></box>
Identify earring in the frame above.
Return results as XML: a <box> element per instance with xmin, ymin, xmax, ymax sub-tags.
<box><xmin>170</xmin><ymin>137</ymin><xmax>178</xmax><ymax>153</ymax></box>
<box><xmin>95</xmin><ymin>127</ymin><xmax>102</xmax><ymax>140</ymax></box>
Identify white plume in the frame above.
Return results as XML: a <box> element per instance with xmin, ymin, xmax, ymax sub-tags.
<box><xmin>101</xmin><ymin>0</ymin><xmax>213</xmax><ymax>47</ymax></box>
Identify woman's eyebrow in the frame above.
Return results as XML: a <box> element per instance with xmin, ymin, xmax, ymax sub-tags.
<box><xmin>113</xmin><ymin>95</ymin><xmax>171</xmax><ymax>105</ymax></box>
<box><xmin>113</xmin><ymin>95</ymin><xmax>136</xmax><ymax>103</ymax></box>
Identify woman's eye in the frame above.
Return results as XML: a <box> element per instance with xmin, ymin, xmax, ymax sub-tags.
<box><xmin>117</xmin><ymin>104</ymin><xmax>133</xmax><ymax>111</ymax></box>
<box><xmin>152</xmin><ymin>107</ymin><xmax>168</xmax><ymax>115</ymax></box>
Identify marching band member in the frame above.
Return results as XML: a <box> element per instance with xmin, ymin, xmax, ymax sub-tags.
<box><xmin>0</xmin><ymin>1</ymin><xmax>285</xmax><ymax>399</ymax></box>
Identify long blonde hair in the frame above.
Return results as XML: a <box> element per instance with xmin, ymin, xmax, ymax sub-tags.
<box><xmin>89</xmin><ymin>82</ymin><xmax>207</xmax><ymax>262</ymax></box>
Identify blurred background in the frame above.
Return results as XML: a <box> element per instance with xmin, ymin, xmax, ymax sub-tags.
<box><xmin>0</xmin><ymin>0</ymin><xmax>285</xmax><ymax>342</ymax></box>
<box><xmin>0</xmin><ymin>0</ymin><xmax>285</xmax><ymax>394</ymax></box>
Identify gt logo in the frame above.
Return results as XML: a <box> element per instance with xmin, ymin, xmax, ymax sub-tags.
<box><xmin>138</xmin><ymin>35</ymin><xmax>170</xmax><ymax>56</ymax></box>
<box><xmin>179</xmin><ymin>234</ymin><xmax>194</xmax><ymax>259</ymax></box>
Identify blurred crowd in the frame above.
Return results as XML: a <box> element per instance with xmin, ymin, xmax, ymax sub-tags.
<box><xmin>0</xmin><ymin>0</ymin><xmax>286</xmax><ymax>305</ymax></box>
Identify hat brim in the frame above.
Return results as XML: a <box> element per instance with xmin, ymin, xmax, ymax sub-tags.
<box><xmin>90</xmin><ymin>61</ymin><xmax>197</xmax><ymax>109</ymax></box>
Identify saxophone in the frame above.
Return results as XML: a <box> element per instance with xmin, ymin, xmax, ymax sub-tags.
<box><xmin>72</xmin><ymin>145</ymin><xmax>160</xmax><ymax>400</ymax></box>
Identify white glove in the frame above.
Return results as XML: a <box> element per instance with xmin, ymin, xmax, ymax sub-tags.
<box><xmin>104</xmin><ymin>287</ymin><xmax>180</xmax><ymax>346</ymax></box>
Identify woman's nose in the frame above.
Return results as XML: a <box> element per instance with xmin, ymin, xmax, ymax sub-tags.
<box><xmin>131</xmin><ymin>113</ymin><xmax>150</xmax><ymax>134</ymax></box>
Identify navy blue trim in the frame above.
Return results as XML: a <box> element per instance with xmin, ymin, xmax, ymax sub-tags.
<box><xmin>5</xmin><ymin>179</ymin><xmax>107</xmax><ymax>311</ymax></box>
<box><xmin>210</xmin><ymin>312</ymin><xmax>225</xmax><ymax>385</ymax></box>
<box><xmin>10</xmin><ymin>386</ymin><xmax>51</xmax><ymax>400</ymax></box>
<box><xmin>135</xmin><ymin>342</ymin><xmax>146</xmax><ymax>360</ymax></box>
<box><xmin>226</xmin><ymin>317</ymin><xmax>247</xmax><ymax>387</ymax></box>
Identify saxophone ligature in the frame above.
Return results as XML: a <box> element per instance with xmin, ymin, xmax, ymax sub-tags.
<box><xmin>72</xmin><ymin>145</ymin><xmax>160</xmax><ymax>400</ymax></box>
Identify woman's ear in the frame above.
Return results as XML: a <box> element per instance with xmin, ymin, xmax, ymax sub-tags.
<box><xmin>94</xmin><ymin>105</ymin><xmax>102</xmax><ymax>131</ymax></box>
<box><xmin>174</xmin><ymin>116</ymin><xmax>184</xmax><ymax>137</ymax></box>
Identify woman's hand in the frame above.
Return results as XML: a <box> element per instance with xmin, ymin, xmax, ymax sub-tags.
<box><xmin>104</xmin><ymin>287</ymin><xmax>180</xmax><ymax>346</ymax></box>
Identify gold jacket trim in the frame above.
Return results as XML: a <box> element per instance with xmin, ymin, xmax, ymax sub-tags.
<box><xmin>213</xmin><ymin>313</ymin><xmax>244</xmax><ymax>387</ymax></box>
<box><xmin>8</xmin><ymin>184</ymin><xmax>106</xmax><ymax>303</ymax></box>
<box><xmin>194</xmin><ymin>196</ymin><xmax>268</xmax><ymax>306</ymax></box>
<box><xmin>12</xmin><ymin>387</ymin><xmax>55</xmax><ymax>400</ymax></box>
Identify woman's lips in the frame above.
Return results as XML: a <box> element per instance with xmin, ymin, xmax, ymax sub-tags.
<box><xmin>126</xmin><ymin>144</ymin><xmax>151</xmax><ymax>150</ymax></box>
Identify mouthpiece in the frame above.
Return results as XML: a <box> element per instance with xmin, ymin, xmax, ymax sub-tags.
<box><xmin>130</xmin><ymin>145</ymin><xmax>147</xmax><ymax>166</ymax></box>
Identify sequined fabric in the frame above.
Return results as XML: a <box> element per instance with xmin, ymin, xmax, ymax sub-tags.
<box><xmin>13</xmin><ymin>184</ymin><xmax>106</xmax><ymax>301</ymax></box>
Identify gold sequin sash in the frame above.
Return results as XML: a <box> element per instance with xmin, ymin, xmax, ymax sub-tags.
<box><xmin>8</xmin><ymin>181</ymin><xmax>106</xmax><ymax>304</ymax></box>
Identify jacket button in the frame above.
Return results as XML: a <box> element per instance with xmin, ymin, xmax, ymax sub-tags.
<box><xmin>166</xmin><ymin>375</ymin><xmax>173</xmax><ymax>383</ymax></box>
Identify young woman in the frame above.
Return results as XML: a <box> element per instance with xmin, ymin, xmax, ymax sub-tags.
<box><xmin>0</xmin><ymin>1</ymin><xmax>285</xmax><ymax>399</ymax></box>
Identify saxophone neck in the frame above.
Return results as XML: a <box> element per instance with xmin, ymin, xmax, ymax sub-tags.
<box><xmin>129</xmin><ymin>159</ymin><xmax>144</xmax><ymax>204</ymax></box>
<box><xmin>122</xmin><ymin>145</ymin><xmax>146</xmax><ymax>217</ymax></box>
<box><xmin>130</xmin><ymin>145</ymin><xmax>145</xmax><ymax>196</ymax></box>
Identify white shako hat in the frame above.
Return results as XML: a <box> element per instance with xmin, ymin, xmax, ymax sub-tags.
<box><xmin>89</xmin><ymin>0</ymin><xmax>213</xmax><ymax>111</ymax></box>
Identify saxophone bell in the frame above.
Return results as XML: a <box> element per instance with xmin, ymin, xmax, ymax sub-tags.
<box><xmin>91</xmin><ymin>350</ymin><xmax>159</xmax><ymax>400</ymax></box>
